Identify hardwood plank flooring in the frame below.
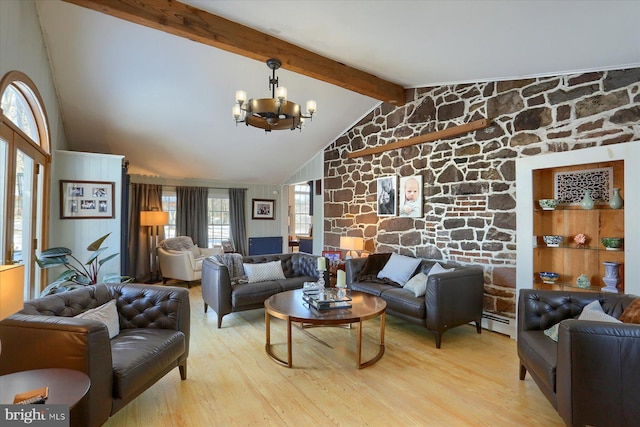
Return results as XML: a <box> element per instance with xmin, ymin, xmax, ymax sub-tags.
<box><xmin>105</xmin><ymin>286</ymin><xmax>563</xmax><ymax>426</ymax></box>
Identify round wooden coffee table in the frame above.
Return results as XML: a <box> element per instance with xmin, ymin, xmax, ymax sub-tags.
<box><xmin>264</xmin><ymin>289</ymin><xmax>386</xmax><ymax>369</ymax></box>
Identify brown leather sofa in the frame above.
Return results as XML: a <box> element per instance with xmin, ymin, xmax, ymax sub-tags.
<box><xmin>0</xmin><ymin>283</ymin><xmax>190</xmax><ymax>427</ymax></box>
<box><xmin>346</xmin><ymin>254</ymin><xmax>485</xmax><ymax>348</ymax></box>
<box><xmin>518</xmin><ymin>289</ymin><xmax>640</xmax><ymax>427</ymax></box>
<box><xmin>202</xmin><ymin>252</ymin><xmax>329</xmax><ymax>328</ymax></box>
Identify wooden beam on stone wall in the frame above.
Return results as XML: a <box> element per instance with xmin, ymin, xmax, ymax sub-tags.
<box><xmin>347</xmin><ymin>118</ymin><xmax>491</xmax><ymax>159</ymax></box>
<box><xmin>62</xmin><ymin>0</ymin><xmax>407</xmax><ymax>105</ymax></box>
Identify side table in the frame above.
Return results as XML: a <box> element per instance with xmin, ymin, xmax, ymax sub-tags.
<box><xmin>0</xmin><ymin>368</ymin><xmax>90</xmax><ymax>408</ymax></box>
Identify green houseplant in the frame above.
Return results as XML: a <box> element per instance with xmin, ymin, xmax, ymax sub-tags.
<box><xmin>36</xmin><ymin>232</ymin><xmax>130</xmax><ymax>295</ymax></box>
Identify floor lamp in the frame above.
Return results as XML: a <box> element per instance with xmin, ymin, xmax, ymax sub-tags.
<box><xmin>0</xmin><ymin>264</ymin><xmax>24</xmax><ymax>356</ymax></box>
<box><xmin>140</xmin><ymin>210</ymin><xmax>169</xmax><ymax>283</ymax></box>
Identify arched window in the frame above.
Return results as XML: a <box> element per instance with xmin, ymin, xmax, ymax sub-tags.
<box><xmin>1</xmin><ymin>70</ymin><xmax>51</xmax><ymax>299</ymax></box>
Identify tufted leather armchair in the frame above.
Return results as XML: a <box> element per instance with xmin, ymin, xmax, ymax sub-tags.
<box><xmin>202</xmin><ymin>252</ymin><xmax>329</xmax><ymax>328</ymax></box>
<box><xmin>518</xmin><ymin>289</ymin><xmax>640</xmax><ymax>427</ymax></box>
<box><xmin>0</xmin><ymin>283</ymin><xmax>190</xmax><ymax>427</ymax></box>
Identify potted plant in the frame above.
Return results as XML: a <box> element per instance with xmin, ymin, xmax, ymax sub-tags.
<box><xmin>36</xmin><ymin>232</ymin><xmax>130</xmax><ymax>295</ymax></box>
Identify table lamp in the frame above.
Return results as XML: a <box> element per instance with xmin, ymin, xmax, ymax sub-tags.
<box><xmin>140</xmin><ymin>209</ymin><xmax>169</xmax><ymax>283</ymax></box>
<box><xmin>0</xmin><ymin>264</ymin><xmax>24</xmax><ymax>356</ymax></box>
<box><xmin>340</xmin><ymin>236</ymin><xmax>364</xmax><ymax>259</ymax></box>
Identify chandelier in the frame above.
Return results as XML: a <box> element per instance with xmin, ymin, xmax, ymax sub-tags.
<box><xmin>233</xmin><ymin>58</ymin><xmax>316</xmax><ymax>132</ymax></box>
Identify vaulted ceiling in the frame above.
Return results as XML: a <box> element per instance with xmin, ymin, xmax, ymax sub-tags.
<box><xmin>36</xmin><ymin>0</ymin><xmax>640</xmax><ymax>184</ymax></box>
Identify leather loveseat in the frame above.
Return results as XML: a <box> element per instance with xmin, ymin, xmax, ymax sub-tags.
<box><xmin>346</xmin><ymin>253</ymin><xmax>485</xmax><ymax>348</ymax></box>
<box><xmin>518</xmin><ymin>289</ymin><xmax>640</xmax><ymax>427</ymax></box>
<box><xmin>0</xmin><ymin>283</ymin><xmax>190</xmax><ymax>427</ymax></box>
<box><xmin>202</xmin><ymin>252</ymin><xmax>329</xmax><ymax>328</ymax></box>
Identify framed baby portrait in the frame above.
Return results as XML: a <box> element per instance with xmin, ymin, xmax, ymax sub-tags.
<box><xmin>399</xmin><ymin>175</ymin><xmax>423</xmax><ymax>217</ymax></box>
<box><xmin>377</xmin><ymin>176</ymin><xmax>397</xmax><ymax>216</ymax></box>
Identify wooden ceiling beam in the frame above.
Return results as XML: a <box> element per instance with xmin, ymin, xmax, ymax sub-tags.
<box><xmin>62</xmin><ymin>0</ymin><xmax>407</xmax><ymax>105</ymax></box>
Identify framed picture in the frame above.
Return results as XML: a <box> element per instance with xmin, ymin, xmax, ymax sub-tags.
<box><xmin>252</xmin><ymin>198</ymin><xmax>275</xmax><ymax>220</ymax></box>
<box><xmin>60</xmin><ymin>180</ymin><xmax>115</xmax><ymax>219</ymax></box>
<box><xmin>322</xmin><ymin>250</ymin><xmax>342</xmax><ymax>264</ymax></box>
<box><xmin>399</xmin><ymin>175</ymin><xmax>423</xmax><ymax>217</ymax></box>
<box><xmin>377</xmin><ymin>176</ymin><xmax>397</xmax><ymax>216</ymax></box>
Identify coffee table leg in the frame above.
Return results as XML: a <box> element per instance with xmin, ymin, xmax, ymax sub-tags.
<box><xmin>357</xmin><ymin>320</ymin><xmax>363</xmax><ymax>368</ymax></box>
<box><xmin>265</xmin><ymin>312</ymin><xmax>293</xmax><ymax>368</ymax></box>
<box><xmin>357</xmin><ymin>313</ymin><xmax>386</xmax><ymax>369</ymax></box>
<box><xmin>287</xmin><ymin>317</ymin><xmax>292</xmax><ymax>368</ymax></box>
<box><xmin>265</xmin><ymin>311</ymin><xmax>270</xmax><ymax>347</ymax></box>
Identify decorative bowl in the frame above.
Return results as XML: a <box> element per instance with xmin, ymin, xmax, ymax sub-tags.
<box><xmin>543</xmin><ymin>235</ymin><xmax>564</xmax><ymax>247</ymax></box>
<box><xmin>538</xmin><ymin>199</ymin><xmax>558</xmax><ymax>210</ymax></box>
<box><xmin>601</xmin><ymin>237</ymin><xmax>623</xmax><ymax>251</ymax></box>
<box><xmin>539</xmin><ymin>271</ymin><xmax>560</xmax><ymax>284</ymax></box>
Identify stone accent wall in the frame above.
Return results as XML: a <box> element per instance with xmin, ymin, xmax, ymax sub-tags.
<box><xmin>324</xmin><ymin>67</ymin><xmax>640</xmax><ymax>318</ymax></box>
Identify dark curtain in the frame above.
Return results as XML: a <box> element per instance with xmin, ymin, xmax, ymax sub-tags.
<box><xmin>120</xmin><ymin>161</ymin><xmax>130</xmax><ymax>274</ymax></box>
<box><xmin>176</xmin><ymin>186</ymin><xmax>208</xmax><ymax>247</ymax></box>
<box><xmin>127</xmin><ymin>183</ymin><xmax>163</xmax><ymax>281</ymax></box>
<box><xmin>229</xmin><ymin>188</ymin><xmax>247</xmax><ymax>255</ymax></box>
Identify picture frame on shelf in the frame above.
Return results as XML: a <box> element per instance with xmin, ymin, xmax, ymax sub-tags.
<box><xmin>252</xmin><ymin>199</ymin><xmax>275</xmax><ymax>220</ymax></box>
<box><xmin>60</xmin><ymin>180</ymin><xmax>115</xmax><ymax>219</ymax></box>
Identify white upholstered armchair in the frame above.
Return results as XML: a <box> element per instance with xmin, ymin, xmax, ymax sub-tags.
<box><xmin>157</xmin><ymin>236</ymin><xmax>222</xmax><ymax>287</ymax></box>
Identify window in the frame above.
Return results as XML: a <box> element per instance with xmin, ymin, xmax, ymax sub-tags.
<box><xmin>1</xmin><ymin>71</ymin><xmax>50</xmax><ymax>298</ymax></box>
<box><xmin>1</xmin><ymin>84</ymin><xmax>39</xmax><ymax>143</ymax></box>
<box><xmin>161</xmin><ymin>188</ymin><xmax>230</xmax><ymax>248</ymax></box>
<box><xmin>294</xmin><ymin>184</ymin><xmax>312</xmax><ymax>236</ymax></box>
<box><xmin>208</xmin><ymin>194</ymin><xmax>230</xmax><ymax>247</ymax></box>
<box><xmin>161</xmin><ymin>188</ymin><xmax>177</xmax><ymax>238</ymax></box>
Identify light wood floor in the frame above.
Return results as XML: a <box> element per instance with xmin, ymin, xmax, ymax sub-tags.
<box><xmin>105</xmin><ymin>285</ymin><xmax>564</xmax><ymax>426</ymax></box>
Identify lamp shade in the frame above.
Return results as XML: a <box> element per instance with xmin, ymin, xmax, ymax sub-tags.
<box><xmin>140</xmin><ymin>211</ymin><xmax>169</xmax><ymax>226</ymax></box>
<box><xmin>0</xmin><ymin>264</ymin><xmax>24</xmax><ymax>320</ymax></box>
<box><xmin>340</xmin><ymin>236</ymin><xmax>364</xmax><ymax>251</ymax></box>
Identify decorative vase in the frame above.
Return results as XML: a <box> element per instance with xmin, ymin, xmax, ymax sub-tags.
<box><xmin>581</xmin><ymin>189</ymin><xmax>595</xmax><ymax>210</ymax></box>
<box><xmin>609</xmin><ymin>188</ymin><xmax>623</xmax><ymax>209</ymax></box>
<box><xmin>602</xmin><ymin>261</ymin><xmax>620</xmax><ymax>293</ymax></box>
<box><xmin>576</xmin><ymin>274</ymin><xmax>591</xmax><ymax>289</ymax></box>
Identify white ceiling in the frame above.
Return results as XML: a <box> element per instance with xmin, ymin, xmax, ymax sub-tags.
<box><xmin>36</xmin><ymin>0</ymin><xmax>640</xmax><ymax>184</ymax></box>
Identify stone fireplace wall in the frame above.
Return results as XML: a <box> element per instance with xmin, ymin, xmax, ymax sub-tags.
<box><xmin>323</xmin><ymin>67</ymin><xmax>640</xmax><ymax>318</ymax></box>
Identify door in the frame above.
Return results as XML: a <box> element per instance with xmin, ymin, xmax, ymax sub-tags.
<box><xmin>0</xmin><ymin>125</ymin><xmax>47</xmax><ymax>299</ymax></box>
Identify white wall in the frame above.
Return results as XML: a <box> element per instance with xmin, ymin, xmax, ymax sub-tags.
<box><xmin>52</xmin><ymin>150</ymin><xmax>124</xmax><ymax>280</ymax></box>
<box><xmin>0</xmin><ymin>0</ymin><xmax>67</xmax><ymax>152</ymax></box>
<box><xmin>282</xmin><ymin>150</ymin><xmax>325</xmax><ymax>254</ymax></box>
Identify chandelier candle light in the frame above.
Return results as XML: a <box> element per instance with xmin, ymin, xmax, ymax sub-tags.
<box><xmin>233</xmin><ymin>58</ymin><xmax>316</xmax><ymax>132</ymax></box>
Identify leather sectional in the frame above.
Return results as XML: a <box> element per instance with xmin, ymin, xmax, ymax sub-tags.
<box><xmin>202</xmin><ymin>252</ymin><xmax>329</xmax><ymax>328</ymax></box>
<box><xmin>346</xmin><ymin>254</ymin><xmax>485</xmax><ymax>348</ymax></box>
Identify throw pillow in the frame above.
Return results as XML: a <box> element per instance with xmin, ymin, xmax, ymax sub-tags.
<box><xmin>377</xmin><ymin>253</ymin><xmax>422</xmax><ymax>286</ymax></box>
<box><xmin>356</xmin><ymin>253</ymin><xmax>392</xmax><ymax>281</ymax></box>
<box><xmin>403</xmin><ymin>272</ymin><xmax>428</xmax><ymax>297</ymax></box>
<box><xmin>578</xmin><ymin>300</ymin><xmax>622</xmax><ymax>323</ymax></box>
<box><xmin>618</xmin><ymin>298</ymin><xmax>640</xmax><ymax>324</ymax></box>
<box><xmin>244</xmin><ymin>260</ymin><xmax>286</xmax><ymax>283</ymax></box>
<box><xmin>427</xmin><ymin>262</ymin><xmax>455</xmax><ymax>277</ymax></box>
<box><xmin>402</xmin><ymin>263</ymin><xmax>456</xmax><ymax>297</ymax></box>
<box><xmin>74</xmin><ymin>299</ymin><xmax>120</xmax><ymax>339</ymax></box>
<box><xmin>544</xmin><ymin>322</ymin><xmax>560</xmax><ymax>342</ymax></box>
